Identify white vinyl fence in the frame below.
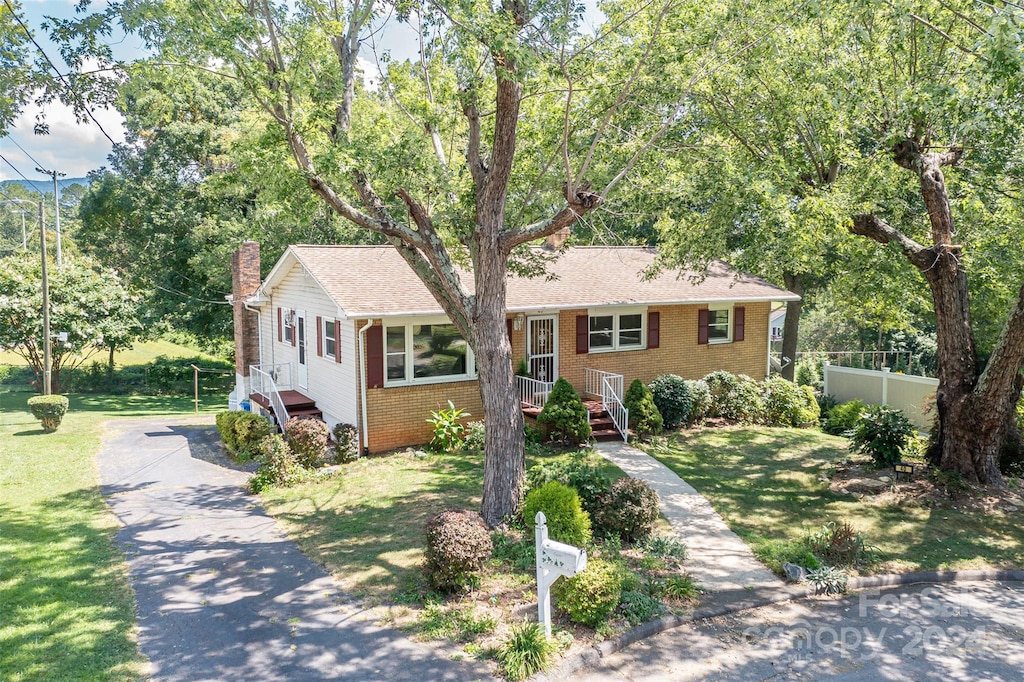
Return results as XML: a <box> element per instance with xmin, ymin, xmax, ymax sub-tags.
<box><xmin>823</xmin><ymin>364</ymin><xmax>939</xmax><ymax>430</ymax></box>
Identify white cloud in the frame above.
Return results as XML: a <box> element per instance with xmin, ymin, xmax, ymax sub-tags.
<box><xmin>1</xmin><ymin>96</ymin><xmax>126</xmax><ymax>181</ymax></box>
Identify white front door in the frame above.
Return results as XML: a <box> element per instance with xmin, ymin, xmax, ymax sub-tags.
<box><xmin>527</xmin><ymin>316</ymin><xmax>558</xmax><ymax>384</ymax></box>
<box><xmin>296</xmin><ymin>310</ymin><xmax>309</xmax><ymax>390</ymax></box>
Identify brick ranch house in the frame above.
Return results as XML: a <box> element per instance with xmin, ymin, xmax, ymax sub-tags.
<box><xmin>229</xmin><ymin>241</ymin><xmax>799</xmax><ymax>454</ymax></box>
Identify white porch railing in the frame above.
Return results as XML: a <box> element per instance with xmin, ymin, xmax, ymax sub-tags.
<box><xmin>584</xmin><ymin>368</ymin><xmax>629</xmax><ymax>442</ymax></box>
<box><xmin>250</xmin><ymin>363</ymin><xmax>292</xmax><ymax>425</ymax></box>
<box><xmin>517</xmin><ymin>375</ymin><xmax>554</xmax><ymax>410</ymax></box>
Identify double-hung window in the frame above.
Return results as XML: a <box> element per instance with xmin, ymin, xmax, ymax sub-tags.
<box><xmin>588</xmin><ymin>308</ymin><xmax>646</xmax><ymax>352</ymax></box>
<box><xmin>283</xmin><ymin>311</ymin><xmax>294</xmax><ymax>344</ymax></box>
<box><xmin>707</xmin><ymin>305</ymin><xmax>731</xmax><ymax>343</ymax></box>
<box><xmin>324</xmin><ymin>319</ymin><xmax>337</xmax><ymax>358</ymax></box>
<box><xmin>385</xmin><ymin>319</ymin><xmax>474</xmax><ymax>385</ymax></box>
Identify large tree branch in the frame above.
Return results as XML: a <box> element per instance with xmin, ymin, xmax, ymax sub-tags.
<box><xmin>503</xmin><ymin>182</ymin><xmax>602</xmax><ymax>249</ymax></box>
<box><xmin>975</xmin><ymin>278</ymin><xmax>1024</xmax><ymax>408</ymax></box>
<box><xmin>463</xmin><ymin>95</ymin><xmax>487</xmax><ymax>189</ymax></box>
<box><xmin>849</xmin><ymin>213</ymin><xmax>938</xmax><ymax>271</ymax></box>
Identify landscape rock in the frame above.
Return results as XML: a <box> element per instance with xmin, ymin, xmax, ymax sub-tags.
<box><xmin>783</xmin><ymin>562</ymin><xmax>807</xmax><ymax>583</ymax></box>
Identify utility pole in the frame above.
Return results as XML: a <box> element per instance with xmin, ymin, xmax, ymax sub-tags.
<box><xmin>36</xmin><ymin>167</ymin><xmax>66</xmax><ymax>267</ymax></box>
<box><xmin>39</xmin><ymin>199</ymin><xmax>51</xmax><ymax>395</ymax></box>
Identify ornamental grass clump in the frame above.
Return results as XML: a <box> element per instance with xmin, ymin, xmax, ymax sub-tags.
<box><xmin>423</xmin><ymin>510</ymin><xmax>493</xmax><ymax>593</ymax></box>
<box><xmin>523</xmin><ymin>480</ymin><xmax>592</xmax><ymax>547</ymax></box>
<box><xmin>551</xmin><ymin>557</ymin><xmax>624</xmax><ymax>627</ymax></box>
<box><xmin>537</xmin><ymin>378</ymin><xmax>591</xmax><ymax>444</ymax></box>
<box><xmin>496</xmin><ymin>621</ymin><xmax>556</xmax><ymax>681</ymax></box>
<box><xmin>624</xmin><ymin>379</ymin><xmax>663</xmax><ymax>438</ymax></box>
<box><xmin>27</xmin><ymin>394</ymin><xmax>69</xmax><ymax>432</ymax></box>
<box><xmin>284</xmin><ymin>417</ymin><xmax>329</xmax><ymax>468</ymax></box>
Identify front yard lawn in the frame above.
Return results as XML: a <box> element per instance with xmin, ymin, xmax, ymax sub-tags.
<box><xmin>645</xmin><ymin>426</ymin><xmax>1024</xmax><ymax>574</ymax></box>
<box><xmin>0</xmin><ymin>388</ymin><xmax>221</xmax><ymax>681</ymax></box>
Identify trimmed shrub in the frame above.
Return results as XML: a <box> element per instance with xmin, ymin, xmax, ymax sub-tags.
<box><xmin>284</xmin><ymin>417</ymin><xmax>329</xmax><ymax>468</ymax></box>
<box><xmin>592</xmin><ymin>477</ymin><xmax>660</xmax><ymax>543</ymax></box>
<box><xmin>27</xmin><ymin>394</ymin><xmax>69</xmax><ymax>432</ymax></box>
<box><xmin>216</xmin><ymin>410</ymin><xmax>242</xmax><ymax>451</ymax></box>
<box><xmin>849</xmin><ymin>405</ymin><xmax>915</xmax><ymax>468</ymax></box>
<box><xmin>423</xmin><ymin>510</ymin><xmax>493</xmax><ymax>593</ymax></box>
<box><xmin>703</xmin><ymin>370</ymin><xmax>739</xmax><ymax>416</ymax></box>
<box><xmin>525</xmin><ymin>453</ymin><xmax>611</xmax><ymax>515</ymax></box>
<box><xmin>762</xmin><ymin>377</ymin><xmax>820</xmax><ymax>427</ymax></box>
<box><xmin>719</xmin><ymin>374</ymin><xmax>765</xmax><ymax>423</ymax></box>
<box><xmin>685</xmin><ymin>379</ymin><xmax>712</xmax><ymax>425</ymax></box>
<box><xmin>331</xmin><ymin>422</ymin><xmax>360</xmax><ymax>463</ymax></box>
<box><xmin>523</xmin><ymin>481</ymin><xmax>592</xmax><ymax>547</ymax></box>
<box><xmin>232</xmin><ymin>412</ymin><xmax>275</xmax><ymax>460</ymax></box>
<box><xmin>551</xmin><ymin>557</ymin><xmax>624</xmax><ymax>627</ymax></box>
<box><xmin>624</xmin><ymin>379</ymin><xmax>663</xmax><ymax>438</ymax></box>
<box><xmin>795</xmin><ymin>360</ymin><xmax>823</xmax><ymax>390</ymax></box>
<box><xmin>248</xmin><ymin>434</ymin><xmax>304</xmax><ymax>493</ymax></box>
<box><xmin>648</xmin><ymin>374</ymin><xmax>692</xmax><ymax>428</ymax></box>
<box><xmin>824</xmin><ymin>399</ymin><xmax>867</xmax><ymax>435</ymax></box>
<box><xmin>497</xmin><ymin>621</ymin><xmax>555</xmax><ymax>681</ymax></box>
<box><xmin>537</xmin><ymin>378</ymin><xmax>591</xmax><ymax>444</ymax></box>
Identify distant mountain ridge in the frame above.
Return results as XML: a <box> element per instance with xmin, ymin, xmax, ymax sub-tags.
<box><xmin>1</xmin><ymin>177</ymin><xmax>90</xmax><ymax>195</ymax></box>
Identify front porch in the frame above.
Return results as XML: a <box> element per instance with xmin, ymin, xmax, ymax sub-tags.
<box><xmin>518</xmin><ymin>368</ymin><xmax>630</xmax><ymax>442</ymax></box>
<box><xmin>248</xmin><ymin>362</ymin><xmax>323</xmax><ymax>428</ymax></box>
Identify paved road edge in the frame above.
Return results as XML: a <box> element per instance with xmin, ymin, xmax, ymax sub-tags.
<box><xmin>538</xmin><ymin>569</ymin><xmax>1024</xmax><ymax>681</ymax></box>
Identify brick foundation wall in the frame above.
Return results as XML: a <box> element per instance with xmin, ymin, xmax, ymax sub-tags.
<box><xmin>365</xmin><ymin>380</ymin><xmax>482</xmax><ymax>453</ymax></box>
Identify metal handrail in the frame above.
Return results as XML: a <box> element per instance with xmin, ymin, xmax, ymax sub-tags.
<box><xmin>250</xmin><ymin>364</ymin><xmax>290</xmax><ymax>425</ymax></box>
<box><xmin>584</xmin><ymin>368</ymin><xmax>623</xmax><ymax>402</ymax></box>
<box><xmin>517</xmin><ymin>375</ymin><xmax>554</xmax><ymax>409</ymax></box>
<box><xmin>601</xmin><ymin>376</ymin><xmax>629</xmax><ymax>443</ymax></box>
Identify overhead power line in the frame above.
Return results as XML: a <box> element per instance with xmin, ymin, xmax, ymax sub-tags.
<box><xmin>3</xmin><ymin>132</ymin><xmax>47</xmax><ymax>172</ymax></box>
<box><xmin>1</xmin><ymin>0</ymin><xmax>119</xmax><ymax>147</ymax></box>
<box><xmin>0</xmin><ymin>153</ymin><xmax>46</xmax><ymax>195</ymax></box>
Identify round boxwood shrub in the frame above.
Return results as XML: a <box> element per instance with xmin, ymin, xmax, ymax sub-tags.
<box><xmin>685</xmin><ymin>379</ymin><xmax>712</xmax><ymax>425</ymax></box>
<box><xmin>331</xmin><ymin>422</ymin><xmax>360</xmax><ymax>463</ymax></box>
<box><xmin>623</xmin><ymin>379</ymin><xmax>663</xmax><ymax>438</ymax></box>
<box><xmin>849</xmin><ymin>405</ymin><xmax>915</xmax><ymax>468</ymax></box>
<box><xmin>523</xmin><ymin>480</ymin><xmax>592</xmax><ymax>547</ymax></box>
<box><xmin>593</xmin><ymin>477</ymin><xmax>660</xmax><ymax>543</ymax></box>
<box><xmin>648</xmin><ymin>374</ymin><xmax>692</xmax><ymax>428</ymax></box>
<box><xmin>703</xmin><ymin>370</ymin><xmax>739</xmax><ymax>417</ymax></box>
<box><xmin>284</xmin><ymin>417</ymin><xmax>329</xmax><ymax>468</ymax></box>
<box><xmin>232</xmin><ymin>411</ymin><xmax>276</xmax><ymax>460</ymax></box>
<box><xmin>707</xmin><ymin>372</ymin><xmax>764</xmax><ymax>423</ymax></box>
<box><xmin>423</xmin><ymin>509</ymin><xmax>494</xmax><ymax>593</ymax></box>
<box><xmin>27</xmin><ymin>394</ymin><xmax>69</xmax><ymax>432</ymax></box>
<box><xmin>551</xmin><ymin>557</ymin><xmax>624</xmax><ymax>627</ymax></box>
<box><xmin>537</xmin><ymin>378</ymin><xmax>591</xmax><ymax>444</ymax></box>
<box><xmin>216</xmin><ymin>410</ymin><xmax>242</xmax><ymax>451</ymax></box>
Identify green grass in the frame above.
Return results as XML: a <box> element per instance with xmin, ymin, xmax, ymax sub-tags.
<box><xmin>0</xmin><ymin>337</ymin><xmax>216</xmax><ymax>367</ymax></box>
<box><xmin>258</xmin><ymin>447</ymin><xmax>628</xmax><ymax>601</ymax></box>
<box><xmin>645</xmin><ymin>427</ymin><xmax>1024</xmax><ymax>574</ymax></box>
<box><xmin>0</xmin><ymin>388</ymin><xmax>222</xmax><ymax>680</ymax></box>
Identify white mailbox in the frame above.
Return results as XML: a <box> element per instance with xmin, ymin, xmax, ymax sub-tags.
<box><xmin>535</xmin><ymin>511</ymin><xmax>587</xmax><ymax>637</ymax></box>
<box><xmin>540</xmin><ymin>538</ymin><xmax>587</xmax><ymax>577</ymax></box>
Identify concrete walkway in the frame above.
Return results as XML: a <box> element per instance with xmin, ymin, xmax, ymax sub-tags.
<box><xmin>594</xmin><ymin>441</ymin><xmax>782</xmax><ymax>591</ymax></box>
<box><xmin>97</xmin><ymin>417</ymin><xmax>491</xmax><ymax>681</ymax></box>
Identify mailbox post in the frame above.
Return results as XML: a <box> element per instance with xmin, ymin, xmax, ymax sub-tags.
<box><xmin>535</xmin><ymin>511</ymin><xmax>587</xmax><ymax>637</ymax></box>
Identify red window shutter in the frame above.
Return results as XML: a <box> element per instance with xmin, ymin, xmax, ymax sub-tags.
<box><xmin>291</xmin><ymin>310</ymin><xmax>297</xmax><ymax>347</ymax></box>
<box><xmin>734</xmin><ymin>306</ymin><xmax>745</xmax><ymax>342</ymax></box>
<box><xmin>507</xmin><ymin>318</ymin><xmax>513</xmax><ymax>346</ymax></box>
<box><xmin>316</xmin><ymin>316</ymin><xmax>323</xmax><ymax>357</ymax></box>
<box><xmin>277</xmin><ymin>307</ymin><xmax>283</xmax><ymax>343</ymax></box>
<box><xmin>366</xmin><ymin>325</ymin><xmax>384</xmax><ymax>388</ymax></box>
<box><xmin>576</xmin><ymin>315</ymin><xmax>589</xmax><ymax>354</ymax></box>
<box><xmin>334</xmin><ymin>320</ymin><xmax>342</xmax><ymax>363</ymax></box>
<box><xmin>698</xmin><ymin>309</ymin><xmax>709</xmax><ymax>345</ymax></box>
<box><xmin>648</xmin><ymin>311</ymin><xmax>660</xmax><ymax>349</ymax></box>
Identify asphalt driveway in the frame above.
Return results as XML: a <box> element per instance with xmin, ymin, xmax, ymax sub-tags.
<box><xmin>97</xmin><ymin>417</ymin><xmax>491</xmax><ymax>681</ymax></box>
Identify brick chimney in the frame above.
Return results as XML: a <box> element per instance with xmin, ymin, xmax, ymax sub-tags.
<box><xmin>231</xmin><ymin>241</ymin><xmax>261</xmax><ymax>400</ymax></box>
<box><xmin>545</xmin><ymin>226</ymin><xmax>571</xmax><ymax>250</ymax></box>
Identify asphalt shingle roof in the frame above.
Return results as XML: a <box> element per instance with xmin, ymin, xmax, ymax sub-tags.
<box><xmin>282</xmin><ymin>245</ymin><xmax>799</xmax><ymax>317</ymax></box>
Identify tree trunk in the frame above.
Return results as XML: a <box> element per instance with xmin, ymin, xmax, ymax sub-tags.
<box><xmin>851</xmin><ymin>140</ymin><xmax>1024</xmax><ymax>486</ymax></box>
<box><xmin>474</xmin><ymin>241</ymin><xmax>526</xmax><ymax>526</ymax></box>
<box><xmin>781</xmin><ymin>272</ymin><xmax>804</xmax><ymax>382</ymax></box>
<box><xmin>108</xmin><ymin>345</ymin><xmax>116</xmax><ymax>369</ymax></box>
